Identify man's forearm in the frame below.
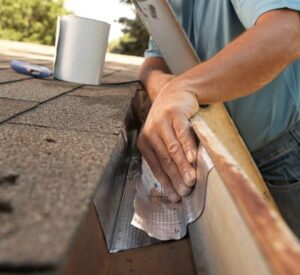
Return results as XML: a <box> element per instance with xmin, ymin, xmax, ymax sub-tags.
<box><xmin>139</xmin><ymin>57</ymin><xmax>173</xmax><ymax>102</ymax></box>
<box><xmin>175</xmin><ymin>9</ymin><xmax>300</xmax><ymax>104</ymax></box>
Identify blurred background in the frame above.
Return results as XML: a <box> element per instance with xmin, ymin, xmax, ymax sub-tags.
<box><xmin>0</xmin><ymin>0</ymin><xmax>149</xmax><ymax>56</ymax></box>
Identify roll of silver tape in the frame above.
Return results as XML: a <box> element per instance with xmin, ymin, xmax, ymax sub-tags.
<box><xmin>54</xmin><ymin>16</ymin><xmax>110</xmax><ymax>85</ymax></box>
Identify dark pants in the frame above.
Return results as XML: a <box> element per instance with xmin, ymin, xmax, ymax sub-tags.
<box><xmin>252</xmin><ymin>121</ymin><xmax>300</xmax><ymax>238</ymax></box>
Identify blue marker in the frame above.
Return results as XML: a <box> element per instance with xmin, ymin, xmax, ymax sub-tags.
<box><xmin>10</xmin><ymin>60</ymin><xmax>53</xmax><ymax>78</ymax></box>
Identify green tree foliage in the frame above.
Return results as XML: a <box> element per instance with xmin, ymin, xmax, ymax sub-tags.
<box><xmin>110</xmin><ymin>0</ymin><xmax>149</xmax><ymax>56</ymax></box>
<box><xmin>0</xmin><ymin>0</ymin><xmax>68</xmax><ymax>45</ymax></box>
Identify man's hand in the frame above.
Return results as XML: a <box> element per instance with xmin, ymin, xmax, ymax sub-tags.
<box><xmin>138</xmin><ymin>80</ymin><xmax>199</xmax><ymax>202</ymax></box>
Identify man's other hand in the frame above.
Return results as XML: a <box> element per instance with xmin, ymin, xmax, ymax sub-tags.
<box><xmin>139</xmin><ymin>57</ymin><xmax>174</xmax><ymax>102</ymax></box>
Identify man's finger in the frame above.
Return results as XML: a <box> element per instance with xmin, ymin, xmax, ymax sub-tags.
<box><xmin>137</xmin><ymin>136</ymin><xmax>181</xmax><ymax>202</ymax></box>
<box><xmin>159</xmin><ymin>120</ymin><xmax>196</xmax><ymax>188</ymax></box>
<box><xmin>173</xmin><ymin>114</ymin><xmax>198</xmax><ymax>164</ymax></box>
<box><xmin>148</xmin><ymin>134</ymin><xmax>192</xmax><ymax>196</ymax></box>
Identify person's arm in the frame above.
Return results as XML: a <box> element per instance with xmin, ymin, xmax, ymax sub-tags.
<box><xmin>139</xmin><ymin>57</ymin><xmax>173</xmax><ymax>102</ymax></box>
<box><xmin>175</xmin><ymin>9</ymin><xmax>300</xmax><ymax>103</ymax></box>
<box><xmin>138</xmin><ymin>9</ymin><xmax>300</xmax><ymax>202</ymax></box>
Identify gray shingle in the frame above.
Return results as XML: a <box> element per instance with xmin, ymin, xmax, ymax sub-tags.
<box><xmin>0</xmin><ymin>79</ymin><xmax>78</xmax><ymax>102</ymax></box>
<box><xmin>0</xmin><ymin>124</ymin><xmax>122</xmax><ymax>269</ymax></box>
<box><xmin>0</xmin><ymin>98</ymin><xmax>37</xmax><ymax>123</ymax></box>
<box><xmin>0</xmin><ymin>69</ymin><xmax>31</xmax><ymax>83</ymax></box>
<box><xmin>12</xmin><ymin>92</ymin><xmax>133</xmax><ymax>134</ymax></box>
<box><xmin>70</xmin><ymin>83</ymin><xmax>139</xmax><ymax>98</ymax></box>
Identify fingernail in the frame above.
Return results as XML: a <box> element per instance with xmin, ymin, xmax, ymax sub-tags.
<box><xmin>169</xmin><ymin>193</ymin><xmax>180</xmax><ymax>202</ymax></box>
<box><xmin>187</xmin><ymin>150</ymin><xmax>196</xmax><ymax>163</ymax></box>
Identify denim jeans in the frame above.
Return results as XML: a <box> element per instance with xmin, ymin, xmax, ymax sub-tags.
<box><xmin>252</xmin><ymin>121</ymin><xmax>300</xmax><ymax>238</ymax></box>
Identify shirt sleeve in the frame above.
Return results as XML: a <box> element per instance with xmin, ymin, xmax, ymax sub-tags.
<box><xmin>231</xmin><ymin>0</ymin><xmax>300</xmax><ymax>29</ymax></box>
<box><xmin>144</xmin><ymin>37</ymin><xmax>163</xmax><ymax>58</ymax></box>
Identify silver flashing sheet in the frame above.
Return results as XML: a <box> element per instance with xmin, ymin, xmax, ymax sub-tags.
<box><xmin>132</xmin><ymin>145</ymin><xmax>214</xmax><ymax>240</ymax></box>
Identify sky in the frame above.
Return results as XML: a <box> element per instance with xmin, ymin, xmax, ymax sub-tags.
<box><xmin>64</xmin><ymin>0</ymin><xmax>135</xmax><ymax>41</ymax></box>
